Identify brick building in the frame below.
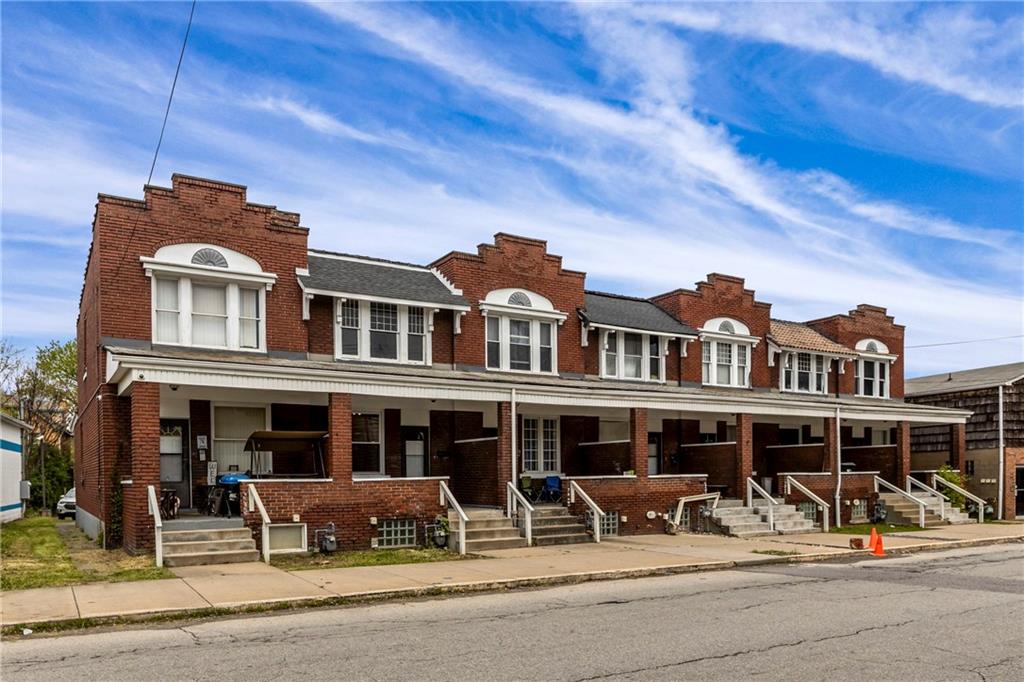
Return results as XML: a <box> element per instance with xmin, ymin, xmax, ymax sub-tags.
<box><xmin>75</xmin><ymin>175</ymin><xmax>970</xmax><ymax>562</ymax></box>
<box><xmin>907</xmin><ymin>363</ymin><xmax>1024</xmax><ymax>520</ymax></box>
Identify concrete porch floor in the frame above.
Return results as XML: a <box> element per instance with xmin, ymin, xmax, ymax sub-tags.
<box><xmin>3</xmin><ymin>522</ymin><xmax>1021</xmax><ymax>627</ymax></box>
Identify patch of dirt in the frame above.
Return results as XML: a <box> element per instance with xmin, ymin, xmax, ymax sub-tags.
<box><xmin>56</xmin><ymin>522</ymin><xmax>156</xmax><ymax>576</ymax></box>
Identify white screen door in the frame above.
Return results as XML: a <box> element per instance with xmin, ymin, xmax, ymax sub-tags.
<box><xmin>405</xmin><ymin>440</ymin><xmax>425</xmax><ymax>477</ymax></box>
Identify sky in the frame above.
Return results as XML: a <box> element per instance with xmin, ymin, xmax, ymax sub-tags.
<box><xmin>1</xmin><ymin>1</ymin><xmax>1022</xmax><ymax>376</ymax></box>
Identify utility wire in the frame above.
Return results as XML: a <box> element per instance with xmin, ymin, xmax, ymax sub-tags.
<box><xmin>113</xmin><ymin>0</ymin><xmax>198</xmax><ymax>279</ymax></box>
<box><xmin>906</xmin><ymin>334</ymin><xmax>1023</xmax><ymax>349</ymax></box>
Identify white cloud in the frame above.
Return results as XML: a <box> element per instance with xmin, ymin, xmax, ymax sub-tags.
<box><xmin>631</xmin><ymin>3</ymin><xmax>1023</xmax><ymax>109</ymax></box>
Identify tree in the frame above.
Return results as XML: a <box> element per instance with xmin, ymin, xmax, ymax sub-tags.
<box><xmin>2</xmin><ymin>338</ymin><xmax>78</xmax><ymax>509</ymax></box>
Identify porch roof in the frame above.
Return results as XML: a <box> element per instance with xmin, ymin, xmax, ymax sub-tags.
<box><xmin>104</xmin><ymin>345</ymin><xmax>970</xmax><ymax>424</ymax></box>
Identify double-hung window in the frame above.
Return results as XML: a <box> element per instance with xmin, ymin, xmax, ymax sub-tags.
<box><xmin>701</xmin><ymin>340</ymin><xmax>752</xmax><ymax>387</ymax></box>
<box><xmin>484</xmin><ymin>316</ymin><xmax>558</xmax><ymax>374</ymax></box>
<box><xmin>856</xmin><ymin>359</ymin><xmax>889</xmax><ymax>398</ymax></box>
<box><xmin>601</xmin><ymin>330</ymin><xmax>665</xmax><ymax>382</ymax></box>
<box><xmin>352</xmin><ymin>412</ymin><xmax>383</xmax><ymax>475</ymax></box>
<box><xmin>782</xmin><ymin>352</ymin><xmax>828</xmax><ymax>394</ymax></box>
<box><xmin>336</xmin><ymin>300</ymin><xmax>431</xmax><ymax>365</ymax></box>
<box><xmin>145</xmin><ymin>245</ymin><xmax>272</xmax><ymax>352</ymax></box>
<box><xmin>522</xmin><ymin>417</ymin><xmax>559</xmax><ymax>474</ymax></box>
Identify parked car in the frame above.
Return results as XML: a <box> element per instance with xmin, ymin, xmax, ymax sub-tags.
<box><xmin>56</xmin><ymin>488</ymin><xmax>76</xmax><ymax>519</ymax></box>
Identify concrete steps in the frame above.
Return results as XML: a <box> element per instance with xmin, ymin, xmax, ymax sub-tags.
<box><xmin>877</xmin><ymin>493</ymin><xmax>947</xmax><ymax>527</ymax></box>
<box><xmin>711</xmin><ymin>499</ymin><xmax>816</xmax><ymax>536</ymax></box>
<box><xmin>451</xmin><ymin>507</ymin><xmax>529</xmax><ymax>553</ymax></box>
<box><xmin>914</xmin><ymin>493</ymin><xmax>974</xmax><ymax>524</ymax></box>
<box><xmin>162</xmin><ymin>518</ymin><xmax>260</xmax><ymax>567</ymax></box>
<box><xmin>527</xmin><ymin>505</ymin><xmax>592</xmax><ymax>546</ymax></box>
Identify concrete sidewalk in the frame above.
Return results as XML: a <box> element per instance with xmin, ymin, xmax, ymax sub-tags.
<box><xmin>3</xmin><ymin>522</ymin><xmax>1021</xmax><ymax>628</ymax></box>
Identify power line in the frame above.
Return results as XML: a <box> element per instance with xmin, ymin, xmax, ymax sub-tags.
<box><xmin>906</xmin><ymin>334</ymin><xmax>1024</xmax><ymax>349</ymax></box>
<box><xmin>113</xmin><ymin>0</ymin><xmax>198</xmax><ymax>279</ymax></box>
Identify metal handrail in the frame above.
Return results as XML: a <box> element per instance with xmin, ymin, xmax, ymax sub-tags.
<box><xmin>874</xmin><ymin>476</ymin><xmax>927</xmax><ymax>528</ymax></box>
<box><xmin>906</xmin><ymin>476</ymin><xmax>948</xmax><ymax>521</ymax></box>
<box><xmin>247</xmin><ymin>484</ymin><xmax>271</xmax><ymax>563</ymax></box>
<box><xmin>440</xmin><ymin>480</ymin><xmax>469</xmax><ymax>555</ymax></box>
<box><xmin>147</xmin><ymin>485</ymin><xmax>163</xmax><ymax>568</ymax></box>
<box><xmin>568</xmin><ymin>480</ymin><xmax>605</xmax><ymax>543</ymax></box>
<box><xmin>930</xmin><ymin>475</ymin><xmax>986</xmax><ymax>524</ymax></box>
<box><xmin>784</xmin><ymin>476</ymin><xmax>830</xmax><ymax>533</ymax></box>
<box><xmin>670</xmin><ymin>492</ymin><xmax>720</xmax><ymax>528</ymax></box>
<box><xmin>506</xmin><ymin>482</ymin><xmax>535</xmax><ymax>546</ymax></box>
<box><xmin>746</xmin><ymin>477</ymin><xmax>778</xmax><ymax>531</ymax></box>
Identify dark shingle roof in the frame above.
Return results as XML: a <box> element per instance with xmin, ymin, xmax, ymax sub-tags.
<box><xmin>301</xmin><ymin>252</ymin><xmax>469</xmax><ymax>308</ymax></box>
<box><xmin>582</xmin><ymin>292</ymin><xmax>696</xmax><ymax>336</ymax></box>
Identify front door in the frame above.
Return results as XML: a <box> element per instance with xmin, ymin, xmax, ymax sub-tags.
<box><xmin>1016</xmin><ymin>466</ymin><xmax>1024</xmax><ymax>518</ymax></box>
<box><xmin>159</xmin><ymin>419</ymin><xmax>191</xmax><ymax>508</ymax></box>
<box><xmin>403</xmin><ymin>427</ymin><xmax>428</xmax><ymax>478</ymax></box>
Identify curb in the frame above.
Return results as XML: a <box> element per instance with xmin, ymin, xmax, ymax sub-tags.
<box><xmin>4</xmin><ymin>534</ymin><xmax>1021</xmax><ymax>636</ymax></box>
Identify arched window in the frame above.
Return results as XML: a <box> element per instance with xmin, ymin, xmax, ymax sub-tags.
<box><xmin>718</xmin><ymin>320</ymin><xmax>735</xmax><ymax>334</ymax></box>
<box><xmin>508</xmin><ymin>291</ymin><xmax>532</xmax><ymax>307</ymax></box>
<box><xmin>191</xmin><ymin>248</ymin><xmax>229</xmax><ymax>268</ymax></box>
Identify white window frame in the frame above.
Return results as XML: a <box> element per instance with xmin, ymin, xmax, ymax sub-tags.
<box><xmin>150</xmin><ymin>277</ymin><xmax>268</xmax><ymax>352</ymax></box>
<box><xmin>521</xmin><ymin>416</ymin><xmax>560</xmax><ymax>475</ymax></box>
<box><xmin>352</xmin><ymin>410</ymin><xmax>385</xmax><ymax>476</ymax></box>
<box><xmin>483</xmin><ymin>315</ymin><xmax>559</xmax><ymax>375</ymax></box>
<box><xmin>599</xmin><ymin>329</ymin><xmax>666</xmax><ymax>383</ymax></box>
<box><xmin>780</xmin><ymin>351</ymin><xmax>829</xmax><ymax>395</ymax></box>
<box><xmin>334</xmin><ymin>299</ymin><xmax>432</xmax><ymax>366</ymax></box>
<box><xmin>855</xmin><ymin>358</ymin><xmax>891</xmax><ymax>399</ymax></box>
<box><xmin>698</xmin><ymin>318</ymin><xmax>757</xmax><ymax>389</ymax></box>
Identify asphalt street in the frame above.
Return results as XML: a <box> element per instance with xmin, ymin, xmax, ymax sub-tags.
<box><xmin>3</xmin><ymin>544</ymin><xmax>1022</xmax><ymax>681</ymax></box>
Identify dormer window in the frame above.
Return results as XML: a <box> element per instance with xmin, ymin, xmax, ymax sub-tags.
<box><xmin>335</xmin><ymin>300</ymin><xmax>430</xmax><ymax>365</ymax></box>
<box><xmin>600</xmin><ymin>330</ymin><xmax>665</xmax><ymax>382</ymax></box>
<box><xmin>781</xmin><ymin>352</ymin><xmax>828</xmax><ymax>394</ymax></box>
<box><xmin>480</xmin><ymin>288</ymin><xmax>566</xmax><ymax>374</ymax></box>
<box><xmin>854</xmin><ymin>338</ymin><xmax>894</xmax><ymax>398</ymax></box>
<box><xmin>699</xmin><ymin>317</ymin><xmax>757</xmax><ymax>388</ymax></box>
<box><xmin>142</xmin><ymin>243</ymin><xmax>276</xmax><ymax>352</ymax></box>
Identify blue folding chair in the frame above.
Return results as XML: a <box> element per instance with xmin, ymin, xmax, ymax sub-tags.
<box><xmin>539</xmin><ymin>475</ymin><xmax>562</xmax><ymax>503</ymax></box>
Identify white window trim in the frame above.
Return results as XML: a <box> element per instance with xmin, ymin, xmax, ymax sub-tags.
<box><xmin>211</xmin><ymin>402</ymin><xmax>270</xmax><ymax>475</ymax></box>
<box><xmin>701</xmin><ymin>339</ymin><xmax>752</xmax><ymax>388</ymax></box>
<box><xmin>521</xmin><ymin>415</ymin><xmax>560</xmax><ymax>475</ymax></box>
<box><xmin>780</xmin><ymin>351</ymin><xmax>830</xmax><ymax>395</ymax></box>
<box><xmin>482</xmin><ymin>314</ymin><xmax>559</xmax><ymax>375</ymax></box>
<box><xmin>352</xmin><ymin>410</ymin><xmax>386</xmax><ymax>475</ymax></box>
<box><xmin>150</xmin><ymin>277</ymin><xmax>268</xmax><ymax>353</ymax></box>
<box><xmin>855</xmin><ymin>357</ymin><xmax>892</xmax><ymax>399</ymax></box>
<box><xmin>599</xmin><ymin>330</ymin><xmax>666</xmax><ymax>383</ymax></box>
<box><xmin>334</xmin><ymin>299</ymin><xmax>433</xmax><ymax>366</ymax></box>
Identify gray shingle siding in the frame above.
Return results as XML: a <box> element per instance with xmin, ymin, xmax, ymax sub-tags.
<box><xmin>301</xmin><ymin>253</ymin><xmax>469</xmax><ymax>308</ymax></box>
<box><xmin>582</xmin><ymin>292</ymin><xmax>697</xmax><ymax>336</ymax></box>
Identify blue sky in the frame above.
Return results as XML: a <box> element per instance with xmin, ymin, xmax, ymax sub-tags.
<box><xmin>2</xmin><ymin>1</ymin><xmax>1021</xmax><ymax>376</ymax></box>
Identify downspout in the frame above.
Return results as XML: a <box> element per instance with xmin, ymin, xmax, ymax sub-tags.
<box><xmin>833</xmin><ymin>404</ymin><xmax>842</xmax><ymax>529</ymax></box>
<box><xmin>998</xmin><ymin>384</ymin><xmax>1005</xmax><ymax>520</ymax></box>
<box><xmin>510</xmin><ymin>387</ymin><xmax>518</xmax><ymax>495</ymax></box>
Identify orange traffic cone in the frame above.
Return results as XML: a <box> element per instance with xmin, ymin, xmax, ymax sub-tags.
<box><xmin>871</xmin><ymin>534</ymin><xmax>886</xmax><ymax>557</ymax></box>
<box><xmin>868</xmin><ymin>527</ymin><xmax>879</xmax><ymax>550</ymax></box>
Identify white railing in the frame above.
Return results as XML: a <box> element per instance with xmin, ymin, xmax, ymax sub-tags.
<box><xmin>670</xmin><ymin>492</ymin><xmax>720</xmax><ymax>529</ymax></box>
<box><xmin>906</xmin><ymin>476</ymin><xmax>948</xmax><ymax>521</ymax></box>
<box><xmin>746</xmin><ymin>477</ymin><xmax>778</xmax><ymax>532</ymax></box>
<box><xmin>506</xmin><ymin>482</ymin><xmax>535</xmax><ymax>546</ymax></box>
<box><xmin>930</xmin><ymin>475</ymin><xmax>986</xmax><ymax>524</ymax></box>
<box><xmin>147</xmin><ymin>485</ymin><xmax>163</xmax><ymax>568</ymax></box>
<box><xmin>784</xmin><ymin>476</ymin><xmax>830</xmax><ymax>533</ymax></box>
<box><xmin>439</xmin><ymin>480</ymin><xmax>469</xmax><ymax>555</ymax></box>
<box><xmin>247</xmin><ymin>484</ymin><xmax>272</xmax><ymax>563</ymax></box>
<box><xmin>874</xmin><ymin>476</ymin><xmax>927</xmax><ymax>528</ymax></box>
<box><xmin>568</xmin><ymin>480</ymin><xmax>605</xmax><ymax>543</ymax></box>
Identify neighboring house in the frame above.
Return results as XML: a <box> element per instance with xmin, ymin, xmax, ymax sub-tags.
<box><xmin>1</xmin><ymin>413</ymin><xmax>29</xmax><ymax>522</ymax></box>
<box><xmin>74</xmin><ymin>175</ymin><xmax>968</xmax><ymax>558</ymax></box>
<box><xmin>907</xmin><ymin>362</ymin><xmax>1024</xmax><ymax>520</ymax></box>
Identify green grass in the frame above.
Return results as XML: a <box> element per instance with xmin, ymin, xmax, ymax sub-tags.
<box><xmin>750</xmin><ymin>549</ymin><xmax>801</xmax><ymax>557</ymax></box>
<box><xmin>1</xmin><ymin>517</ymin><xmax>172</xmax><ymax>591</ymax></box>
<box><xmin>829</xmin><ymin>523</ymin><xmax>925</xmax><ymax>535</ymax></box>
<box><xmin>271</xmin><ymin>547</ymin><xmax>467</xmax><ymax>571</ymax></box>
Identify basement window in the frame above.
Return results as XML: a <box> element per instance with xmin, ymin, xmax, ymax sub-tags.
<box><xmin>588</xmin><ymin>510</ymin><xmax>620</xmax><ymax>536</ymax></box>
<box><xmin>851</xmin><ymin>499</ymin><xmax>868</xmax><ymax>522</ymax></box>
<box><xmin>378</xmin><ymin>518</ymin><xmax>417</xmax><ymax>548</ymax></box>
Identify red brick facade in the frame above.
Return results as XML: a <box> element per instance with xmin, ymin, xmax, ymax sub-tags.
<box><xmin>73</xmin><ymin>175</ymin><xmax>961</xmax><ymax>554</ymax></box>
